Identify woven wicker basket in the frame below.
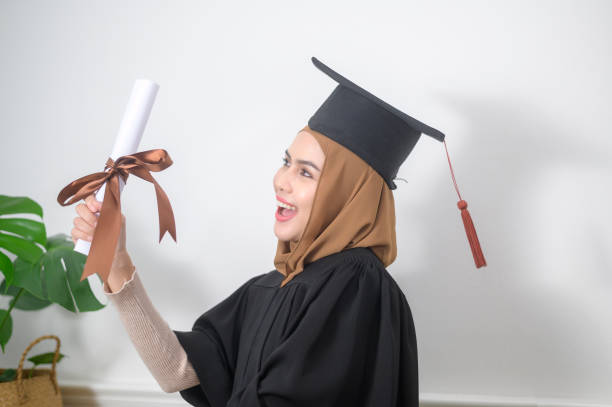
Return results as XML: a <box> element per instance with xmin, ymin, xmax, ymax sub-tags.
<box><xmin>0</xmin><ymin>334</ymin><xmax>63</xmax><ymax>406</ymax></box>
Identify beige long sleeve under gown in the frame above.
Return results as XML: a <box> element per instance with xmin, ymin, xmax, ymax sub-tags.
<box><xmin>103</xmin><ymin>267</ymin><xmax>200</xmax><ymax>393</ymax></box>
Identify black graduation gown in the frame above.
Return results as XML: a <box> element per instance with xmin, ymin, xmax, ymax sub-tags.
<box><xmin>173</xmin><ymin>247</ymin><xmax>418</xmax><ymax>407</ymax></box>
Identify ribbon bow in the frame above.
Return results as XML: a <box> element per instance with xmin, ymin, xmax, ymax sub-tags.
<box><xmin>57</xmin><ymin>149</ymin><xmax>177</xmax><ymax>283</ymax></box>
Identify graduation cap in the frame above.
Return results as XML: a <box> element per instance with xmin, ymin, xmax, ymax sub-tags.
<box><xmin>308</xmin><ymin>56</ymin><xmax>486</xmax><ymax>268</ymax></box>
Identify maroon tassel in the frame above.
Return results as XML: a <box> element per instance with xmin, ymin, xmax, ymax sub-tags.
<box><xmin>457</xmin><ymin>199</ymin><xmax>487</xmax><ymax>268</ymax></box>
<box><xmin>444</xmin><ymin>140</ymin><xmax>487</xmax><ymax>268</ymax></box>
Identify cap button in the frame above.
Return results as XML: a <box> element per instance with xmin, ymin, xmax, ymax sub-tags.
<box><xmin>457</xmin><ymin>200</ymin><xmax>468</xmax><ymax>210</ymax></box>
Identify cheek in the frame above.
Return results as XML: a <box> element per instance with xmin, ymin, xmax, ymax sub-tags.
<box><xmin>299</xmin><ymin>185</ymin><xmax>318</xmax><ymax>214</ymax></box>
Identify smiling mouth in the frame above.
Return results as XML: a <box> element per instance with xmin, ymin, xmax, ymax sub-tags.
<box><xmin>276</xmin><ymin>205</ymin><xmax>297</xmax><ymax>221</ymax></box>
<box><xmin>276</xmin><ymin>198</ymin><xmax>297</xmax><ymax>210</ymax></box>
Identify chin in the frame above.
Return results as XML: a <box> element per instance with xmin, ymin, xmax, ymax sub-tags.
<box><xmin>273</xmin><ymin>224</ymin><xmax>300</xmax><ymax>243</ymax></box>
<box><xmin>274</xmin><ymin>231</ymin><xmax>295</xmax><ymax>242</ymax></box>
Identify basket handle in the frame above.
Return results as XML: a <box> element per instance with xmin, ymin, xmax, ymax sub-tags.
<box><xmin>16</xmin><ymin>334</ymin><xmax>61</xmax><ymax>404</ymax></box>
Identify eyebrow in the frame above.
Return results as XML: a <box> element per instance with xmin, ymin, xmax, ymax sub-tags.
<box><xmin>285</xmin><ymin>149</ymin><xmax>321</xmax><ymax>172</ymax></box>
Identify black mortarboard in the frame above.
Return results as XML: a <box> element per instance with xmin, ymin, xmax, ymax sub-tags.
<box><xmin>307</xmin><ymin>56</ymin><xmax>487</xmax><ymax>268</ymax></box>
<box><xmin>308</xmin><ymin>56</ymin><xmax>444</xmax><ymax>190</ymax></box>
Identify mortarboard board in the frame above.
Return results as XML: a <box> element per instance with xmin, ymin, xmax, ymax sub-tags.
<box><xmin>308</xmin><ymin>56</ymin><xmax>486</xmax><ymax>268</ymax></box>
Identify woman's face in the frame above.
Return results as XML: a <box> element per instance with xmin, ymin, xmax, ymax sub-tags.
<box><xmin>273</xmin><ymin>130</ymin><xmax>325</xmax><ymax>243</ymax></box>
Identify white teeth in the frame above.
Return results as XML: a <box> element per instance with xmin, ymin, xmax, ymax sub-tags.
<box><xmin>276</xmin><ymin>200</ymin><xmax>296</xmax><ymax>210</ymax></box>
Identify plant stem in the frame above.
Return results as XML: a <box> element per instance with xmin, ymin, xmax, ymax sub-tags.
<box><xmin>0</xmin><ymin>288</ymin><xmax>23</xmax><ymax>332</ymax></box>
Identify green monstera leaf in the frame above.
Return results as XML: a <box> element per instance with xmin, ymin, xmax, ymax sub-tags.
<box><xmin>0</xmin><ymin>195</ymin><xmax>46</xmax><ymax>287</ymax></box>
<box><xmin>39</xmin><ymin>233</ymin><xmax>105</xmax><ymax>313</ymax></box>
<box><xmin>0</xmin><ymin>368</ymin><xmax>17</xmax><ymax>382</ymax></box>
<box><xmin>4</xmin><ymin>233</ymin><xmax>105</xmax><ymax>313</ymax></box>
<box><xmin>0</xmin><ymin>309</ymin><xmax>12</xmax><ymax>353</ymax></box>
<box><xmin>28</xmin><ymin>351</ymin><xmax>66</xmax><ymax>365</ymax></box>
<box><xmin>0</xmin><ymin>195</ymin><xmax>107</xmax><ymax>353</ymax></box>
<box><xmin>0</xmin><ymin>277</ymin><xmax>51</xmax><ymax>311</ymax></box>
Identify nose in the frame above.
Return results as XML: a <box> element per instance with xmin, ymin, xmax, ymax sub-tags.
<box><xmin>274</xmin><ymin>167</ymin><xmax>292</xmax><ymax>193</ymax></box>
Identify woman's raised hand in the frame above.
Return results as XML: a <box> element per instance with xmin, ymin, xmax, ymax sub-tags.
<box><xmin>71</xmin><ymin>194</ymin><xmax>101</xmax><ymax>245</ymax></box>
<box><xmin>71</xmin><ymin>195</ymin><xmax>126</xmax><ymax>254</ymax></box>
<box><xmin>71</xmin><ymin>194</ymin><xmax>134</xmax><ymax>292</ymax></box>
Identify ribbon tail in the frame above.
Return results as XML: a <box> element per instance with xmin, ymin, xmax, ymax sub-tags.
<box><xmin>128</xmin><ymin>166</ymin><xmax>177</xmax><ymax>243</ymax></box>
<box><xmin>153</xmin><ymin>180</ymin><xmax>177</xmax><ymax>243</ymax></box>
<box><xmin>458</xmin><ymin>200</ymin><xmax>487</xmax><ymax>268</ymax></box>
<box><xmin>79</xmin><ymin>175</ymin><xmax>123</xmax><ymax>283</ymax></box>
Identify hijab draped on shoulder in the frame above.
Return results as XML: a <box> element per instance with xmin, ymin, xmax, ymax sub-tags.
<box><xmin>274</xmin><ymin>125</ymin><xmax>397</xmax><ymax>287</ymax></box>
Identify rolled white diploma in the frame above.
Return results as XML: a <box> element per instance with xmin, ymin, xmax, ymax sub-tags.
<box><xmin>74</xmin><ymin>79</ymin><xmax>159</xmax><ymax>256</ymax></box>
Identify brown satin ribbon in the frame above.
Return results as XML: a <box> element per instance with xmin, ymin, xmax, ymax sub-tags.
<box><xmin>57</xmin><ymin>149</ymin><xmax>177</xmax><ymax>284</ymax></box>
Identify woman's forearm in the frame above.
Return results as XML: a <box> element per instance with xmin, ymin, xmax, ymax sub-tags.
<box><xmin>103</xmin><ymin>262</ymin><xmax>200</xmax><ymax>393</ymax></box>
<box><xmin>106</xmin><ymin>250</ymin><xmax>138</xmax><ymax>293</ymax></box>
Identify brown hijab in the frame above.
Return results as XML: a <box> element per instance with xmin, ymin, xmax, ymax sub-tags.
<box><xmin>274</xmin><ymin>125</ymin><xmax>397</xmax><ymax>287</ymax></box>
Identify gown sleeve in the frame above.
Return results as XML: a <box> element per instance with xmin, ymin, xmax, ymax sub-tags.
<box><xmin>172</xmin><ymin>274</ymin><xmax>263</xmax><ymax>407</ymax></box>
<box><xmin>175</xmin><ymin>257</ymin><xmax>419</xmax><ymax>407</ymax></box>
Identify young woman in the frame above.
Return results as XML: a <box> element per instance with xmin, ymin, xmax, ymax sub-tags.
<box><xmin>70</xmin><ymin>57</ymin><xmax>445</xmax><ymax>406</ymax></box>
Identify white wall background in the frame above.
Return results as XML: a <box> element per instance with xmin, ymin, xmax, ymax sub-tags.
<box><xmin>0</xmin><ymin>0</ymin><xmax>610</xmax><ymax>405</ymax></box>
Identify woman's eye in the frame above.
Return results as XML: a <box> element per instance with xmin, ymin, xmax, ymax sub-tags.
<box><xmin>282</xmin><ymin>157</ymin><xmax>312</xmax><ymax>178</ymax></box>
